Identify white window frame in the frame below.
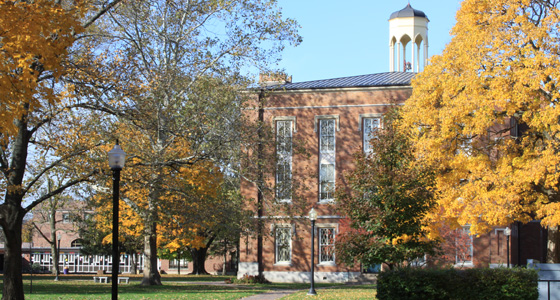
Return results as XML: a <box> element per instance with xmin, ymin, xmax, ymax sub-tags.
<box><xmin>275</xmin><ymin>119</ymin><xmax>293</xmax><ymax>202</ymax></box>
<box><xmin>275</xmin><ymin>226</ymin><xmax>292</xmax><ymax>264</ymax></box>
<box><xmin>456</xmin><ymin>132</ymin><xmax>473</xmax><ymax>156</ymax></box>
<box><xmin>62</xmin><ymin>213</ymin><xmax>71</xmax><ymax>224</ymax></box>
<box><xmin>318</xmin><ymin>118</ymin><xmax>337</xmax><ymax>202</ymax></box>
<box><xmin>318</xmin><ymin>227</ymin><xmax>336</xmax><ymax>265</ymax></box>
<box><xmin>455</xmin><ymin>226</ymin><xmax>474</xmax><ymax>266</ymax></box>
<box><xmin>410</xmin><ymin>254</ymin><xmax>427</xmax><ymax>267</ymax></box>
<box><xmin>360</xmin><ymin>114</ymin><xmax>382</xmax><ymax>154</ymax></box>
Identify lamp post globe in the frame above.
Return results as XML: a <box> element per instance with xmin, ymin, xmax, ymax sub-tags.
<box><xmin>108</xmin><ymin>143</ymin><xmax>126</xmax><ymax>170</ymax></box>
<box><xmin>309</xmin><ymin>208</ymin><xmax>317</xmax><ymax>221</ymax></box>
<box><xmin>108</xmin><ymin>141</ymin><xmax>125</xmax><ymax>300</ymax></box>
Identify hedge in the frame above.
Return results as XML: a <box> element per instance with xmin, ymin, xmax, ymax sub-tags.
<box><xmin>377</xmin><ymin>267</ymin><xmax>538</xmax><ymax>300</ymax></box>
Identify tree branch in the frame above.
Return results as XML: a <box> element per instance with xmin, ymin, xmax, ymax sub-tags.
<box><xmin>24</xmin><ymin>170</ymin><xmax>98</xmax><ymax>213</ymax></box>
<box><xmin>82</xmin><ymin>0</ymin><xmax>124</xmax><ymax>29</ymax></box>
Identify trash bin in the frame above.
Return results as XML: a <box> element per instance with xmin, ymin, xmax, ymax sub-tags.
<box><xmin>63</xmin><ymin>268</ymin><xmax>69</xmax><ymax>274</ymax></box>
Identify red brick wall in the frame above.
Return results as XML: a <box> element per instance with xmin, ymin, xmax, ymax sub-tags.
<box><xmin>30</xmin><ymin>210</ymin><xmax>82</xmax><ymax>249</ymax></box>
<box><xmin>240</xmin><ymin>86</ymin><xmax>412</xmax><ymax>274</ymax></box>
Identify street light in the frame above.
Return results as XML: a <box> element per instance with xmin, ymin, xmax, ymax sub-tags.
<box><xmin>504</xmin><ymin>227</ymin><xmax>511</xmax><ymax>268</ymax></box>
<box><xmin>108</xmin><ymin>141</ymin><xmax>126</xmax><ymax>300</ymax></box>
<box><xmin>55</xmin><ymin>233</ymin><xmax>61</xmax><ymax>281</ymax></box>
<box><xmin>308</xmin><ymin>208</ymin><xmax>318</xmax><ymax>296</ymax></box>
<box><xmin>30</xmin><ymin>241</ymin><xmax>33</xmax><ymax>294</ymax></box>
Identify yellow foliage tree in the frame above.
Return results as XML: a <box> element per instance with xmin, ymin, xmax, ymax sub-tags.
<box><xmin>77</xmin><ymin>0</ymin><xmax>301</xmax><ymax>285</ymax></box>
<box><xmin>0</xmin><ymin>0</ymin><xmax>126</xmax><ymax>298</ymax></box>
<box><xmin>401</xmin><ymin>0</ymin><xmax>560</xmax><ymax>262</ymax></box>
<box><xmin>86</xmin><ymin>117</ymin><xmax>227</xmax><ymax>281</ymax></box>
<box><xmin>0</xmin><ymin>0</ymin><xmax>83</xmax><ymax>139</ymax></box>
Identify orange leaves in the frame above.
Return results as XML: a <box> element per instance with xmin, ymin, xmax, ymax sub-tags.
<box><xmin>402</xmin><ymin>0</ymin><xmax>560</xmax><ymax>235</ymax></box>
<box><xmin>0</xmin><ymin>0</ymin><xmax>86</xmax><ymax>138</ymax></box>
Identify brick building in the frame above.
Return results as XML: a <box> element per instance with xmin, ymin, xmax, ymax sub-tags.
<box><xmin>12</xmin><ymin>207</ymin><xmax>236</xmax><ymax>275</ymax></box>
<box><xmin>239</xmin><ymin>72</ymin><xmax>417</xmax><ymax>282</ymax></box>
<box><xmin>238</xmin><ymin>4</ymin><xmax>547</xmax><ymax>283</ymax></box>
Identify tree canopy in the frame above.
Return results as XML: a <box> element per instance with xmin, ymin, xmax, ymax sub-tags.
<box><xmin>401</xmin><ymin>0</ymin><xmax>560</xmax><ymax>260</ymax></box>
<box><xmin>336</xmin><ymin>108</ymin><xmax>438</xmax><ymax>269</ymax></box>
<box><xmin>0</xmin><ymin>0</ymin><xmax>84</xmax><ymax>139</ymax></box>
<box><xmin>73</xmin><ymin>0</ymin><xmax>301</xmax><ymax>285</ymax></box>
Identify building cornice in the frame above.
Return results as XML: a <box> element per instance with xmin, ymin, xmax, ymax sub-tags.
<box><xmin>264</xmin><ymin>103</ymin><xmax>404</xmax><ymax>111</ymax></box>
<box><xmin>260</xmin><ymin>85</ymin><xmax>412</xmax><ymax>95</ymax></box>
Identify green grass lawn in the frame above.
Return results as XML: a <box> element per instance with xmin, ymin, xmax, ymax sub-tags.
<box><xmin>281</xmin><ymin>285</ymin><xmax>377</xmax><ymax>300</ymax></box>
<box><xmin>0</xmin><ymin>274</ymin><xmax>375</xmax><ymax>300</ymax></box>
<box><xmin>16</xmin><ymin>274</ymin><xmax>269</xmax><ymax>300</ymax></box>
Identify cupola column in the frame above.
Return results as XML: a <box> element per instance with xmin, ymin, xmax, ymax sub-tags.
<box><xmin>388</xmin><ymin>4</ymin><xmax>429</xmax><ymax>72</ymax></box>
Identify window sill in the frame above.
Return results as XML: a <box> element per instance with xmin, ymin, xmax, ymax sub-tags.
<box><xmin>318</xmin><ymin>200</ymin><xmax>334</xmax><ymax>204</ymax></box>
<box><xmin>454</xmin><ymin>262</ymin><xmax>474</xmax><ymax>267</ymax></box>
<box><xmin>318</xmin><ymin>262</ymin><xmax>336</xmax><ymax>267</ymax></box>
<box><xmin>276</xmin><ymin>199</ymin><xmax>292</xmax><ymax>204</ymax></box>
<box><xmin>274</xmin><ymin>262</ymin><xmax>292</xmax><ymax>267</ymax></box>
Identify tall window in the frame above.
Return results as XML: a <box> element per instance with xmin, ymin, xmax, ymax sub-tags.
<box><xmin>276</xmin><ymin>120</ymin><xmax>293</xmax><ymax>201</ymax></box>
<box><xmin>363</xmin><ymin>117</ymin><xmax>381</xmax><ymax>153</ymax></box>
<box><xmin>319</xmin><ymin>228</ymin><xmax>335</xmax><ymax>264</ymax></box>
<box><xmin>169</xmin><ymin>258</ymin><xmax>189</xmax><ymax>268</ymax></box>
<box><xmin>319</xmin><ymin>119</ymin><xmax>336</xmax><ymax>201</ymax></box>
<box><xmin>456</xmin><ymin>226</ymin><xmax>473</xmax><ymax>265</ymax></box>
<box><xmin>275</xmin><ymin>227</ymin><xmax>291</xmax><ymax>264</ymax></box>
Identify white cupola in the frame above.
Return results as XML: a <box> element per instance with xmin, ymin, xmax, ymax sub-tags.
<box><xmin>389</xmin><ymin>3</ymin><xmax>429</xmax><ymax>72</ymax></box>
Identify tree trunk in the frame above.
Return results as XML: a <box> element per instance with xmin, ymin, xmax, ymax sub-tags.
<box><xmin>547</xmin><ymin>226</ymin><xmax>560</xmax><ymax>263</ymax></box>
<box><xmin>49</xmin><ymin>203</ymin><xmax>59</xmax><ymax>277</ymax></box>
<box><xmin>50</xmin><ymin>240</ymin><xmax>59</xmax><ymax>276</ymax></box>
<box><xmin>1</xmin><ymin>205</ymin><xmax>25</xmax><ymax>300</ymax></box>
<box><xmin>177</xmin><ymin>251</ymin><xmax>181</xmax><ymax>275</ymax></box>
<box><xmin>141</xmin><ymin>221</ymin><xmax>161</xmax><ymax>285</ymax></box>
<box><xmin>222</xmin><ymin>239</ymin><xmax>227</xmax><ymax>275</ymax></box>
<box><xmin>1</xmin><ymin>113</ymin><xmax>30</xmax><ymax>300</ymax></box>
<box><xmin>130</xmin><ymin>253</ymin><xmax>138</xmax><ymax>275</ymax></box>
<box><xmin>189</xmin><ymin>247</ymin><xmax>209</xmax><ymax>275</ymax></box>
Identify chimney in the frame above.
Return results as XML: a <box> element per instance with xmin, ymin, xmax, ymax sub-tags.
<box><xmin>259</xmin><ymin>72</ymin><xmax>292</xmax><ymax>87</ymax></box>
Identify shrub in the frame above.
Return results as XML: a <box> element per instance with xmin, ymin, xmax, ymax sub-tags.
<box><xmin>377</xmin><ymin>267</ymin><xmax>538</xmax><ymax>300</ymax></box>
<box><xmin>232</xmin><ymin>274</ymin><xmax>269</xmax><ymax>284</ymax></box>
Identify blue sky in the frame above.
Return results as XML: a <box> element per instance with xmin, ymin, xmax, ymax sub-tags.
<box><xmin>274</xmin><ymin>0</ymin><xmax>463</xmax><ymax>83</ymax></box>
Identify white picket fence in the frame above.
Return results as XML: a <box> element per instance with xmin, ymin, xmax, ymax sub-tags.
<box><xmin>31</xmin><ymin>252</ymin><xmax>143</xmax><ymax>274</ymax></box>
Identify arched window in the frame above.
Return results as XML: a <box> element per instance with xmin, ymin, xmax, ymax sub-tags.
<box><xmin>71</xmin><ymin>239</ymin><xmax>83</xmax><ymax>248</ymax></box>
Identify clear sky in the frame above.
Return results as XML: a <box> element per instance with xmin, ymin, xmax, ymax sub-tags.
<box><xmin>274</xmin><ymin>0</ymin><xmax>463</xmax><ymax>83</ymax></box>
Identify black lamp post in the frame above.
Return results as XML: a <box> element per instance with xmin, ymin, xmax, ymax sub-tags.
<box><xmin>504</xmin><ymin>227</ymin><xmax>511</xmax><ymax>268</ymax></box>
<box><xmin>108</xmin><ymin>141</ymin><xmax>126</xmax><ymax>300</ymax></box>
<box><xmin>55</xmin><ymin>233</ymin><xmax>61</xmax><ymax>281</ymax></box>
<box><xmin>29</xmin><ymin>241</ymin><xmax>33</xmax><ymax>294</ymax></box>
<box><xmin>308</xmin><ymin>208</ymin><xmax>317</xmax><ymax>296</ymax></box>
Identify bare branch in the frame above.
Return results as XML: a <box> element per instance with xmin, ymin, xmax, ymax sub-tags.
<box><xmin>24</xmin><ymin>170</ymin><xmax>98</xmax><ymax>213</ymax></box>
<box><xmin>82</xmin><ymin>0</ymin><xmax>124</xmax><ymax>29</ymax></box>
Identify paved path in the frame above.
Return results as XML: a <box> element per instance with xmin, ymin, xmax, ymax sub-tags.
<box><xmin>240</xmin><ymin>289</ymin><xmax>301</xmax><ymax>300</ymax></box>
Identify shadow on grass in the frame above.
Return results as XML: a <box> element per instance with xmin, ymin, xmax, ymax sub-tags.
<box><xmin>1</xmin><ymin>278</ymin><xmax>272</xmax><ymax>300</ymax></box>
<box><xmin>0</xmin><ymin>275</ymin><xmax>374</xmax><ymax>300</ymax></box>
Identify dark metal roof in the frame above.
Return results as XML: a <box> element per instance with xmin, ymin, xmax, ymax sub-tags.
<box><xmin>266</xmin><ymin>72</ymin><xmax>415</xmax><ymax>91</ymax></box>
<box><xmin>389</xmin><ymin>4</ymin><xmax>428</xmax><ymax>20</ymax></box>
